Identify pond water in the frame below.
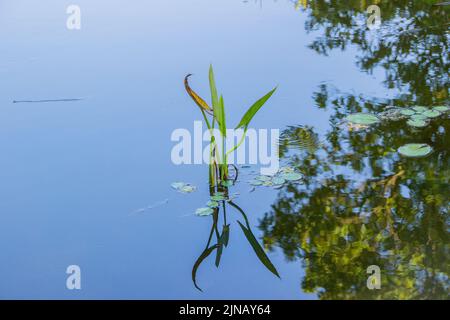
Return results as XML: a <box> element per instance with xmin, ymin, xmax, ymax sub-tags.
<box><xmin>0</xmin><ymin>0</ymin><xmax>448</xmax><ymax>299</ymax></box>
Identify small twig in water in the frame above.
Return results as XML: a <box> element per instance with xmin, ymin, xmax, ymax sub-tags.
<box><xmin>12</xmin><ymin>98</ymin><xmax>83</xmax><ymax>104</ymax></box>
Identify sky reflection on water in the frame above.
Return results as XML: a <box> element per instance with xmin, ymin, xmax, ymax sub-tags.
<box><xmin>0</xmin><ymin>0</ymin><xmax>448</xmax><ymax>299</ymax></box>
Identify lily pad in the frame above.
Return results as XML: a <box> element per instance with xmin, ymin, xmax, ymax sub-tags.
<box><xmin>279</xmin><ymin>166</ymin><xmax>295</xmax><ymax>173</ymax></box>
<box><xmin>250</xmin><ymin>180</ymin><xmax>263</xmax><ymax>186</ymax></box>
<box><xmin>171</xmin><ymin>182</ymin><xmax>185</xmax><ymax>189</ymax></box>
<box><xmin>262</xmin><ymin>181</ymin><xmax>273</xmax><ymax>187</ymax></box>
<box><xmin>221</xmin><ymin>180</ymin><xmax>234</xmax><ymax>187</ymax></box>
<box><xmin>407</xmin><ymin>119</ymin><xmax>428</xmax><ymax>128</ymax></box>
<box><xmin>195</xmin><ymin>207</ymin><xmax>214</xmax><ymax>216</ymax></box>
<box><xmin>171</xmin><ymin>182</ymin><xmax>196</xmax><ymax>193</ymax></box>
<box><xmin>410</xmin><ymin>113</ymin><xmax>428</xmax><ymax>121</ymax></box>
<box><xmin>432</xmin><ymin>106</ymin><xmax>449</xmax><ymax>113</ymax></box>
<box><xmin>400</xmin><ymin>109</ymin><xmax>416</xmax><ymax>116</ymax></box>
<box><xmin>207</xmin><ymin>201</ymin><xmax>219</xmax><ymax>208</ymax></box>
<box><xmin>211</xmin><ymin>193</ymin><xmax>226</xmax><ymax>201</ymax></box>
<box><xmin>271</xmin><ymin>177</ymin><xmax>286</xmax><ymax>185</ymax></box>
<box><xmin>255</xmin><ymin>175</ymin><xmax>272</xmax><ymax>182</ymax></box>
<box><xmin>280</xmin><ymin>172</ymin><xmax>302</xmax><ymax>181</ymax></box>
<box><xmin>346</xmin><ymin>113</ymin><xmax>380</xmax><ymax>125</ymax></box>
<box><xmin>412</xmin><ymin>106</ymin><xmax>428</xmax><ymax>113</ymax></box>
<box><xmin>398</xmin><ymin>143</ymin><xmax>433</xmax><ymax>158</ymax></box>
<box><xmin>181</xmin><ymin>185</ymin><xmax>196</xmax><ymax>193</ymax></box>
<box><xmin>422</xmin><ymin>109</ymin><xmax>441</xmax><ymax>118</ymax></box>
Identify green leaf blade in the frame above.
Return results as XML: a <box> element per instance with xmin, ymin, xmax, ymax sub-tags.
<box><xmin>236</xmin><ymin>87</ymin><xmax>277</xmax><ymax>129</ymax></box>
<box><xmin>192</xmin><ymin>245</ymin><xmax>219</xmax><ymax>291</ymax></box>
<box><xmin>209</xmin><ymin>65</ymin><xmax>227</xmax><ymax>137</ymax></box>
<box><xmin>218</xmin><ymin>95</ymin><xmax>227</xmax><ymax>137</ymax></box>
<box><xmin>209</xmin><ymin>65</ymin><xmax>219</xmax><ymax>110</ymax></box>
<box><xmin>237</xmin><ymin>221</ymin><xmax>280</xmax><ymax>278</ymax></box>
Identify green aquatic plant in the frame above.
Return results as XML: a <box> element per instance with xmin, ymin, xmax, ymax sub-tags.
<box><xmin>192</xmin><ymin>182</ymin><xmax>280</xmax><ymax>291</ymax></box>
<box><xmin>280</xmin><ymin>172</ymin><xmax>302</xmax><ymax>181</ymax></box>
<box><xmin>185</xmin><ymin>65</ymin><xmax>277</xmax><ymax>186</ymax></box>
<box><xmin>400</xmin><ymin>109</ymin><xmax>416</xmax><ymax>116</ymax></box>
<box><xmin>206</xmin><ymin>200</ymin><xmax>219</xmax><ymax>208</ymax></box>
<box><xmin>395</xmin><ymin>105</ymin><xmax>449</xmax><ymax>129</ymax></box>
<box><xmin>195</xmin><ymin>207</ymin><xmax>214</xmax><ymax>216</ymax></box>
<box><xmin>171</xmin><ymin>182</ymin><xmax>196</xmax><ymax>193</ymax></box>
<box><xmin>422</xmin><ymin>109</ymin><xmax>441</xmax><ymax>118</ymax></box>
<box><xmin>406</xmin><ymin>118</ymin><xmax>428</xmax><ymax>128</ymax></box>
<box><xmin>346</xmin><ymin>113</ymin><xmax>380</xmax><ymax>125</ymax></box>
<box><xmin>433</xmin><ymin>106</ymin><xmax>450</xmax><ymax>112</ymax></box>
<box><xmin>398</xmin><ymin>143</ymin><xmax>433</xmax><ymax>158</ymax></box>
<box><xmin>412</xmin><ymin>106</ymin><xmax>428</xmax><ymax>113</ymax></box>
<box><xmin>249</xmin><ymin>166</ymin><xmax>302</xmax><ymax>189</ymax></box>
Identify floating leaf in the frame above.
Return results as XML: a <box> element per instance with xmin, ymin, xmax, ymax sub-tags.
<box><xmin>410</xmin><ymin>113</ymin><xmax>428</xmax><ymax>121</ymax></box>
<box><xmin>398</xmin><ymin>143</ymin><xmax>433</xmax><ymax>158</ymax></box>
<box><xmin>250</xmin><ymin>180</ymin><xmax>263</xmax><ymax>186</ymax></box>
<box><xmin>211</xmin><ymin>193</ymin><xmax>226</xmax><ymax>201</ymax></box>
<box><xmin>195</xmin><ymin>207</ymin><xmax>214</xmax><ymax>216</ymax></box>
<box><xmin>346</xmin><ymin>113</ymin><xmax>380</xmax><ymax>125</ymax></box>
<box><xmin>237</xmin><ymin>221</ymin><xmax>280</xmax><ymax>278</ymax></box>
<box><xmin>432</xmin><ymin>106</ymin><xmax>449</xmax><ymax>113</ymax></box>
<box><xmin>271</xmin><ymin>177</ymin><xmax>286</xmax><ymax>185</ymax></box>
<box><xmin>207</xmin><ymin>201</ymin><xmax>219</xmax><ymax>208</ymax></box>
<box><xmin>400</xmin><ymin>109</ymin><xmax>415</xmax><ymax>116</ymax></box>
<box><xmin>407</xmin><ymin>118</ymin><xmax>428</xmax><ymax>128</ymax></box>
<box><xmin>221</xmin><ymin>180</ymin><xmax>234</xmax><ymax>187</ymax></box>
<box><xmin>262</xmin><ymin>181</ymin><xmax>273</xmax><ymax>187</ymax></box>
<box><xmin>171</xmin><ymin>182</ymin><xmax>185</xmax><ymax>189</ymax></box>
<box><xmin>256</xmin><ymin>175</ymin><xmax>272</xmax><ymax>182</ymax></box>
<box><xmin>180</xmin><ymin>185</ymin><xmax>196</xmax><ymax>193</ymax></box>
<box><xmin>412</xmin><ymin>106</ymin><xmax>428</xmax><ymax>113</ymax></box>
<box><xmin>422</xmin><ymin>109</ymin><xmax>441</xmax><ymax>118</ymax></box>
<box><xmin>171</xmin><ymin>182</ymin><xmax>196</xmax><ymax>193</ymax></box>
<box><xmin>280</xmin><ymin>172</ymin><xmax>302</xmax><ymax>181</ymax></box>
<box><xmin>279</xmin><ymin>166</ymin><xmax>294</xmax><ymax>173</ymax></box>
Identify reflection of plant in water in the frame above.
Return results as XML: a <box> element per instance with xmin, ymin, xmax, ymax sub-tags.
<box><xmin>183</xmin><ymin>66</ymin><xmax>279</xmax><ymax>291</ymax></box>
<box><xmin>259</xmin><ymin>86</ymin><xmax>449</xmax><ymax>299</ymax></box>
<box><xmin>191</xmin><ymin>177</ymin><xmax>280</xmax><ymax>291</ymax></box>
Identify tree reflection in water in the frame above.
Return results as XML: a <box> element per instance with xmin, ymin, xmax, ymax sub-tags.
<box><xmin>259</xmin><ymin>1</ymin><xmax>448</xmax><ymax>299</ymax></box>
<box><xmin>261</xmin><ymin>86</ymin><xmax>449</xmax><ymax>298</ymax></box>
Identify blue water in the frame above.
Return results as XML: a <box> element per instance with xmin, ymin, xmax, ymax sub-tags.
<box><xmin>0</xmin><ymin>1</ymin><xmax>448</xmax><ymax>299</ymax></box>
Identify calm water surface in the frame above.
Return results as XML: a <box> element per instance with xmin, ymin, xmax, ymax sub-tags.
<box><xmin>0</xmin><ymin>0</ymin><xmax>448</xmax><ymax>299</ymax></box>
